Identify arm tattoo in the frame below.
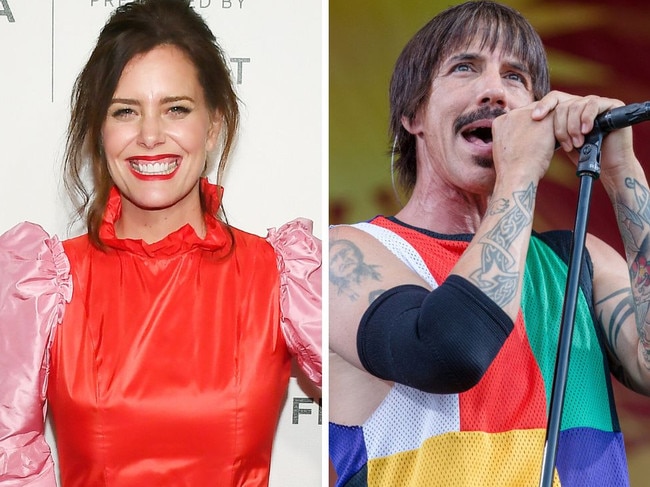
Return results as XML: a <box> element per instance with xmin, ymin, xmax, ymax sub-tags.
<box><xmin>615</xmin><ymin>177</ymin><xmax>650</xmax><ymax>367</ymax></box>
<box><xmin>329</xmin><ymin>238</ymin><xmax>382</xmax><ymax>302</ymax></box>
<box><xmin>469</xmin><ymin>183</ymin><xmax>536</xmax><ymax>307</ymax></box>
<box><xmin>596</xmin><ymin>288</ymin><xmax>634</xmax><ymax>358</ymax></box>
<box><xmin>596</xmin><ymin>288</ymin><xmax>636</xmax><ymax>387</ymax></box>
<box><xmin>488</xmin><ymin>198</ymin><xmax>510</xmax><ymax>216</ymax></box>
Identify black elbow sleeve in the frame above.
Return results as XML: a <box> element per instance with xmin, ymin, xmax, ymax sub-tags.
<box><xmin>357</xmin><ymin>274</ymin><xmax>514</xmax><ymax>394</ymax></box>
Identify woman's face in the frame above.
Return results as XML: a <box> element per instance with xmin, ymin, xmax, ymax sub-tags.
<box><xmin>102</xmin><ymin>44</ymin><xmax>221</xmax><ymax>214</ymax></box>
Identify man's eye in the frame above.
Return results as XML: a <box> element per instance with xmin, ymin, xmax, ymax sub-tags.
<box><xmin>506</xmin><ymin>72</ymin><xmax>525</xmax><ymax>83</ymax></box>
<box><xmin>453</xmin><ymin>63</ymin><xmax>472</xmax><ymax>72</ymax></box>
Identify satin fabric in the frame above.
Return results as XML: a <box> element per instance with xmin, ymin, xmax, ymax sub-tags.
<box><xmin>267</xmin><ymin>218</ymin><xmax>322</xmax><ymax>386</ymax></box>
<box><xmin>0</xmin><ymin>222</ymin><xmax>71</xmax><ymax>486</ymax></box>
<box><xmin>48</xmin><ymin>181</ymin><xmax>292</xmax><ymax>486</ymax></box>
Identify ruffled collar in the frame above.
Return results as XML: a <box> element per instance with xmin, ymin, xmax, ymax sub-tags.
<box><xmin>98</xmin><ymin>178</ymin><xmax>231</xmax><ymax>257</ymax></box>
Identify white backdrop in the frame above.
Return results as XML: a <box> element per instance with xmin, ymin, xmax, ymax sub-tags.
<box><xmin>0</xmin><ymin>1</ymin><xmax>323</xmax><ymax>485</ymax></box>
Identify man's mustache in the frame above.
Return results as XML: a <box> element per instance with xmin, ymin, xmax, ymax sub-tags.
<box><xmin>454</xmin><ymin>106</ymin><xmax>507</xmax><ymax>135</ymax></box>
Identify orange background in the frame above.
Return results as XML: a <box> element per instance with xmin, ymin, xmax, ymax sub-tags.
<box><xmin>329</xmin><ymin>0</ymin><xmax>650</xmax><ymax>484</ymax></box>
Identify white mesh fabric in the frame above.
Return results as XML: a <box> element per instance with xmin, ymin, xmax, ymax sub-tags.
<box><xmin>351</xmin><ymin>222</ymin><xmax>438</xmax><ymax>289</ymax></box>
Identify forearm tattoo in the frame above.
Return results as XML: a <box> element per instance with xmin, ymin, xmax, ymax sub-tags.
<box><xmin>616</xmin><ymin>177</ymin><xmax>650</xmax><ymax>367</ymax></box>
<box><xmin>329</xmin><ymin>238</ymin><xmax>383</xmax><ymax>303</ymax></box>
<box><xmin>469</xmin><ymin>183</ymin><xmax>535</xmax><ymax>307</ymax></box>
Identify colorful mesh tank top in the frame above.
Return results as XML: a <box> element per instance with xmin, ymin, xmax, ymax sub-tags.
<box><xmin>329</xmin><ymin>216</ymin><xmax>629</xmax><ymax>487</ymax></box>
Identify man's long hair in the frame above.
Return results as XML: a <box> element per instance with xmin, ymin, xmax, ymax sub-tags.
<box><xmin>389</xmin><ymin>1</ymin><xmax>550</xmax><ymax>194</ymax></box>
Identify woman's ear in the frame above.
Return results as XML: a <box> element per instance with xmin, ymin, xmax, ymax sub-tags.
<box><xmin>206</xmin><ymin>111</ymin><xmax>223</xmax><ymax>152</ymax></box>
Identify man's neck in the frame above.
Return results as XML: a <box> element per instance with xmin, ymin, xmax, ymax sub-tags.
<box><xmin>395</xmin><ymin>182</ymin><xmax>488</xmax><ymax>235</ymax></box>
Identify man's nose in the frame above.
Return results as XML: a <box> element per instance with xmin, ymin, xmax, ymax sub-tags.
<box><xmin>476</xmin><ymin>68</ymin><xmax>506</xmax><ymax>108</ymax></box>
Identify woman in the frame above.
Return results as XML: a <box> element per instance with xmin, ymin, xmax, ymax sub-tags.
<box><xmin>0</xmin><ymin>1</ymin><xmax>321</xmax><ymax>485</ymax></box>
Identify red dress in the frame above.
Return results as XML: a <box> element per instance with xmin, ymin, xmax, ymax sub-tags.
<box><xmin>47</xmin><ymin>184</ymin><xmax>294</xmax><ymax>486</ymax></box>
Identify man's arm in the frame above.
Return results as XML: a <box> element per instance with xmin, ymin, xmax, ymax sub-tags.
<box><xmin>534</xmin><ymin>90</ymin><xmax>650</xmax><ymax>395</ymax></box>
<box><xmin>328</xmin><ymin>224</ymin><xmax>429</xmax><ymax>370</ymax></box>
<box><xmin>329</xmin><ymin>177</ymin><xmax>544</xmax><ymax>393</ymax></box>
<box><xmin>590</xmin><ymin>169</ymin><xmax>650</xmax><ymax>395</ymax></box>
<box><xmin>328</xmin><ymin>225</ymin><xmax>430</xmax><ymax>424</ymax></box>
<box><xmin>329</xmin><ymin>105</ymin><xmax>556</xmax><ymax>395</ymax></box>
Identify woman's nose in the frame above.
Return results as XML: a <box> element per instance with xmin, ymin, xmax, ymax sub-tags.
<box><xmin>137</xmin><ymin>114</ymin><xmax>165</xmax><ymax>148</ymax></box>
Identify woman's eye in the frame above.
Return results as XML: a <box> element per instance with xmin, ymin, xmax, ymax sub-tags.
<box><xmin>111</xmin><ymin>107</ymin><xmax>135</xmax><ymax>118</ymax></box>
<box><xmin>169</xmin><ymin>106</ymin><xmax>191</xmax><ymax>116</ymax></box>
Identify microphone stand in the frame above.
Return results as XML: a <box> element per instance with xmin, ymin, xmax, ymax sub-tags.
<box><xmin>538</xmin><ymin>130</ymin><xmax>604</xmax><ymax>487</ymax></box>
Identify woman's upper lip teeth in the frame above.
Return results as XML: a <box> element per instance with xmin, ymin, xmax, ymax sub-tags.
<box><xmin>127</xmin><ymin>154</ymin><xmax>179</xmax><ymax>162</ymax></box>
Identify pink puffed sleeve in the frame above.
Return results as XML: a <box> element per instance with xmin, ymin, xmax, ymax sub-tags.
<box><xmin>266</xmin><ymin>218</ymin><xmax>322</xmax><ymax>387</ymax></box>
<box><xmin>0</xmin><ymin>222</ymin><xmax>72</xmax><ymax>486</ymax></box>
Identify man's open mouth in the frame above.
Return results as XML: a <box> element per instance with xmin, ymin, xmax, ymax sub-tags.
<box><xmin>462</xmin><ymin>125</ymin><xmax>493</xmax><ymax>144</ymax></box>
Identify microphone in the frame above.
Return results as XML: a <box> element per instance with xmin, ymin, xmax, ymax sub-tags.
<box><xmin>553</xmin><ymin>101</ymin><xmax>650</xmax><ymax>152</ymax></box>
<box><xmin>594</xmin><ymin>101</ymin><xmax>650</xmax><ymax>134</ymax></box>
<box><xmin>574</xmin><ymin>101</ymin><xmax>650</xmax><ymax>176</ymax></box>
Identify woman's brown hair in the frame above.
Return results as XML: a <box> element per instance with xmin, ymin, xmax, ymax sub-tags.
<box><xmin>64</xmin><ymin>0</ymin><xmax>239</xmax><ymax>247</ymax></box>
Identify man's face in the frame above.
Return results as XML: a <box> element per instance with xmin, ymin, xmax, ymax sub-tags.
<box><xmin>404</xmin><ymin>39</ymin><xmax>535</xmax><ymax>196</ymax></box>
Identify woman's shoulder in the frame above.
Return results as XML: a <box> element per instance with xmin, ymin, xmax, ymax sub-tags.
<box><xmin>267</xmin><ymin>218</ymin><xmax>322</xmax><ymax>387</ymax></box>
<box><xmin>265</xmin><ymin>218</ymin><xmax>320</xmax><ymax>258</ymax></box>
<box><xmin>228</xmin><ymin>224</ymin><xmax>276</xmax><ymax>260</ymax></box>
<box><xmin>229</xmin><ymin>217</ymin><xmax>321</xmax><ymax>264</ymax></box>
<box><xmin>0</xmin><ymin>221</ymin><xmax>70</xmax><ymax>266</ymax></box>
<box><xmin>62</xmin><ymin>231</ymin><xmax>91</xmax><ymax>249</ymax></box>
<box><xmin>0</xmin><ymin>220</ymin><xmax>73</xmax><ymax>314</ymax></box>
<box><xmin>61</xmin><ymin>232</ymin><xmax>93</xmax><ymax>267</ymax></box>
